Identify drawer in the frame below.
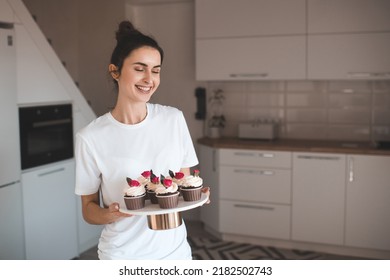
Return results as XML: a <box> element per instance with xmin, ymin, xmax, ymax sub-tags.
<box><xmin>220</xmin><ymin>166</ymin><xmax>291</xmax><ymax>204</ymax></box>
<box><xmin>220</xmin><ymin>200</ymin><xmax>291</xmax><ymax>240</ymax></box>
<box><xmin>220</xmin><ymin>148</ymin><xmax>291</xmax><ymax>168</ymax></box>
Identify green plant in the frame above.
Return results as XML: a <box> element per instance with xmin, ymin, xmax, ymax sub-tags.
<box><xmin>208</xmin><ymin>114</ymin><xmax>226</xmax><ymax>128</ymax></box>
<box><xmin>208</xmin><ymin>89</ymin><xmax>226</xmax><ymax>128</ymax></box>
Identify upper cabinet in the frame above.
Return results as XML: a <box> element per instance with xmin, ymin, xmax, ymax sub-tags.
<box><xmin>196</xmin><ymin>0</ymin><xmax>390</xmax><ymax>81</ymax></box>
<box><xmin>196</xmin><ymin>0</ymin><xmax>306</xmax><ymax>38</ymax></box>
<box><xmin>0</xmin><ymin>0</ymin><xmax>14</xmax><ymax>23</ymax></box>
<box><xmin>307</xmin><ymin>0</ymin><xmax>390</xmax><ymax>80</ymax></box>
<box><xmin>308</xmin><ymin>0</ymin><xmax>390</xmax><ymax>34</ymax></box>
<box><xmin>195</xmin><ymin>0</ymin><xmax>307</xmax><ymax>81</ymax></box>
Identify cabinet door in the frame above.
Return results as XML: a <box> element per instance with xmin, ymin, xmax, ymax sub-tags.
<box><xmin>196</xmin><ymin>0</ymin><xmax>306</xmax><ymax>38</ymax></box>
<box><xmin>308</xmin><ymin>33</ymin><xmax>390</xmax><ymax>80</ymax></box>
<box><xmin>0</xmin><ymin>28</ymin><xmax>21</xmax><ymax>184</ymax></box>
<box><xmin>220</xmin><ymin>166</ymin><xmax>291</xmax><ymax>204</ymax></box>
<box><xmin>199</xmin><ymin>145</ymin><xmax>220</xmax><ymax>231</ymax></box>
<box><xmin>22</xmin><ymin>160</ymin><xmax>78</xmax><ymax>259</ymax></box>
<box><xmin>0</xmin><ymin>182</ymin><xmax>25</xmax><ymax>259</ymax></box>
<box><xmin>220</xmin><ymin>200</ymin><xmax>290</xmax><ymax>240</ymax></box>
<box><xmin>292</xmin><ymin>153</ymin><xmax>346</xmax><ymax>245</ymax></box>
<box><xmin>0</xmin><ymin>0</ymin><xmax>14</xmax><ymax>23</ymax></box>
<box><xmin>196</xmin><ymin>36</ymin><xmax>306</xmax><ymax>81</ymax></box>
<box><xmin>346</xmin><ymin>155</ymin><xmax>390</xmax><ymax>251</ymax></box>
<box><xmin>308</xmin><ymin>0</ymin><xmax>390</xmax><ymax>33</ymax></box>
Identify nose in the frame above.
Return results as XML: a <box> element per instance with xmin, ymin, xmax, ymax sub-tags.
<box><xmin>143</xmin><ymin>71</ymin><xmax>152</xmax><ymax>84</ymax></box>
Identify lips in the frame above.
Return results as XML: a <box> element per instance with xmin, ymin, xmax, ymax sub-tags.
<box><xmin>136</xmin><ymin>85</ymin><xmax>152</xmax><ymax>93</ymax></box>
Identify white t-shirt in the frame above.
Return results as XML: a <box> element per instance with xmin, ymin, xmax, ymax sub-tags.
<box><xmin>75</xmin><ymin>103</ymin><xmax>199</xmax><ymax>259</ymax></box>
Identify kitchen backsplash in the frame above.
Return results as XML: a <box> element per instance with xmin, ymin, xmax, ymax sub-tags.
<box><xmin>205</xmin><ymin>80</ymin><xmax>390</xmax><ymax>142</ymax></box>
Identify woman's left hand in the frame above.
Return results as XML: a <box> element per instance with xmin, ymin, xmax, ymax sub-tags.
<box><xmin>201</xmin><ymin>186</ymin><xmax>211</xmax><ymax>204</ymax></box>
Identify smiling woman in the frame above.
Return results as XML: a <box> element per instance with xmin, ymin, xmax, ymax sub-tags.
<box><xmin>74</xmin><ymin>20</ymin><xmax>208</xmax><ymax>260</ymax></box>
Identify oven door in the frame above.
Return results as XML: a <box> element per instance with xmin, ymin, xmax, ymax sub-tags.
<box><xmin>19</xmin><ymin>104</ymin><xmax>74</xmax><ymax>170</ymax></box>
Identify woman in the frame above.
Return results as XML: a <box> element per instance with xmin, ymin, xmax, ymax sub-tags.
<box><xmin>75</xmin><ymin>21</ymin><xmax>206</xmax><ymax>259</ymax></box>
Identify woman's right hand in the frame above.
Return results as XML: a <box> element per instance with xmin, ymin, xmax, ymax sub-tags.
<box><xmin>106</xmin><ymin>202</ymin><xmax>133</xmax><ymax>223</ymax></box>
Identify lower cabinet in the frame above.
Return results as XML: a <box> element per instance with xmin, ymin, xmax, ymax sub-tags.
<box><xmin>345</xmin><ymin>155</ymin><xmax>390</xmax><ymax>251</ymax></box>
<box><xmin>199</xmin><ymin>144</ymin><xmax>390</xmax><ymax>257</ymax></box>
<box><xmin>292</xmin><ymin>153</ymin><xmax>346</xmax><ymax>245</ymax></box>
<box><xmin>22</xmin><ymin>160</ymin><xmax>78</xmax><ymax>259</ymax></box>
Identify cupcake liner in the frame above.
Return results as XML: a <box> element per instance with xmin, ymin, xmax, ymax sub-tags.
<box><xmin>147</xmin><ymin>190</ymin><xmax>158</xmax><ymax>204</ymax></box>
<box><xmin>124</xmin><ymin>193</ymin><xmax>146</xmax><ymax>210</ymax></box>
<box><xmin>181</xmin><ymin>186</ymin><xmax>202</xmax><ymax>201</ymax></box>
<box><xmin>156</xmin><ymin>192</ymin><xmax>179</xmax><ymax>209</ymax></box>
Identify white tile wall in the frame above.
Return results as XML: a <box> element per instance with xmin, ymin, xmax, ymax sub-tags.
<box><xmin>205</xmin><ymin>80</ymin><xmax>390</xmax><ymax>142</ymax></box>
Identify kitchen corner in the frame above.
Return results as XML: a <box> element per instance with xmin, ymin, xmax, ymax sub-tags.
<box><xmin>198</xmin><ymin>136</ymin><xmax>390</xmax><ymax>259</ymax></box>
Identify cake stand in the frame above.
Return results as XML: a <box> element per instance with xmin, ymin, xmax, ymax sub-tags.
<box><xmin>120</xmin><ymin>193</ymin><xmax>209</xmax><ymax>230</ymax></box>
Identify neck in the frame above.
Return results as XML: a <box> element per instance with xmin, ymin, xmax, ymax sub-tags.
<box><xmin>111</xmin><ymin>102</ymin><xmax>148</xmax><ymax>125</ymax></box>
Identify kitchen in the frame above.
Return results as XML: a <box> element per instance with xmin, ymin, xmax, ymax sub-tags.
<box><xmin>1</xmin><ymin>0</ymin><xmax>390</xmax><ymax>260</ymax></box>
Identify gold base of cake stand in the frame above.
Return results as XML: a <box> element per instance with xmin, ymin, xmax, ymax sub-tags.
<box><xmin>147</xmin><ymin>212</ymin><xmax>182</xmax><ymax>230</ymax></box>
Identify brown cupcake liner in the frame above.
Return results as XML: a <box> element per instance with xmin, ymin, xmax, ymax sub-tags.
<box><xmin>124</xmin><ymin>193</ymin><xmax>146</xmax><ymax>210</ymax></box>
<box><xmin>180</xmin><ymin>186</ymin><xmax>202</xmax><ymax>201</ymax></box>
<box><xmin>147</xmin><ymin>190</ymin><xmax>159</xmax><ymax>204</ymax></box>
<box><xmin>156</xmin><ymin>192</ymin><xmax>179</xmax><ymax>209</ymax></box>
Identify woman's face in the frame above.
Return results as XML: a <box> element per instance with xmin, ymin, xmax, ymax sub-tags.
<box><xmin>115</xmin><ymin>46</ymin><xmax>161</xmax><ymax>104</ymax></box>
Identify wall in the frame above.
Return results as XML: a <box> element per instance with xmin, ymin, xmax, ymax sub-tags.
<box><xmin>206</xmin><ymin>80</ymin><xmax>390</xmax><ymax>142</ymax></box>
<box><xmin>22</xmin><ymin>0</ymin><xmax>125</xmax><ymax>117</ymax></box>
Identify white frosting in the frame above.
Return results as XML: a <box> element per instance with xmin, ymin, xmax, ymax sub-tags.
<box><xmin>155</xmin><ymin>182</ymin><xmax>179</xmax><ymax>195</ymax></box>
<box><xmin>147</xmin><ymin>181</ymin><xmax>163</xmax><ymax>192</ymax></box>
<box><xmin>137</xmin><ymin>175</ymin><xmax>150</xmax><ymax>188</ymax></box>
<box><xmin>183</xmin><ymin>175</ymin><xmax>203</xmax><ymax>188</ymax></box>
<box><xmin>124</xmin><ymin>185</ymin><xmax>146</xmax><ymax>197</ymax></box>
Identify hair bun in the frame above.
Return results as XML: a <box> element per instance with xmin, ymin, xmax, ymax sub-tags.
<box><xmin>115</xmin><ymin>20</ymin><xmax>141</xmax><ymax>43</ymax></box>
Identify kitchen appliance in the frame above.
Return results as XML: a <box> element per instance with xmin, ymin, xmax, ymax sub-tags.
<box><xmin>19</xmin><ymin>104</ymin><xmax>74</xmax><ymax>170</ymax></box>
<box><xmin>238</xmin><ymin>121</ymin><xmax>278</xmax><ymax>140</ymax></box>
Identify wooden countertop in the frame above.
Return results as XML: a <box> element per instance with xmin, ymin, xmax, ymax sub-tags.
<box><xmin>197</xmin><ymin>137</ymin><xmax>390</xmax><ymax>156</ymax></box>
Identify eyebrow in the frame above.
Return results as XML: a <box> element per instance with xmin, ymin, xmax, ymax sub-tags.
<box><xmin>133</xmin><ymin>62</ymin><xmax>161</xmax><ymax>68</ymax></box>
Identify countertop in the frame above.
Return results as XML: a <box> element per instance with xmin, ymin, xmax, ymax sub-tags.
<box><xmin>197</xmin><ymin>137</ymin><xmax>390</xmax><ymax>156</ymax></box>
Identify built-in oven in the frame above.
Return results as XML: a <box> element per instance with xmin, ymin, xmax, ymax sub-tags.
<box><xmin>19</xmin><ymin>103</ymin><xmax>74</xmax><ymax>170</ymax></box>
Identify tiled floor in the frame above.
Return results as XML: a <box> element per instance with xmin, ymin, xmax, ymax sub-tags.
<box><xmin>76</xmin><ymin>220</ymin><xmax>212</xmax><ymax>260</ymax></box>
<box><xmin>76</xmin><ymin>220</ymin><xmax>367</xmax><ymax>260</ymax></box>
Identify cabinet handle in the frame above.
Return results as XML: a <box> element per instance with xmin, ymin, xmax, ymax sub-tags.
<box><xmin>234</xmin><ymin>169</ymin><xmax>274</xmax><ymax>176</ymax></box>
<box><xmin>234</xmin><ymin>151</ymin><xmax>256</xmax><ymax>157</ymax></box>
<box><xmin>297</xmin><ymin>155</ymin><xmax>340</xmax><ymax>160</ymax></box>
<box><xmin>348</xmin><ymin>72</ymin><xmax>390</xmax><ymax>78</ymax></box>
<box><xmin>0</xmin><ymin>180</ymin><xmax>20</xmax><ymax>189</ymax></box>
<box><xmin>234</xmin><ymin>204</ymin><xmax>274</xmax><ymax>211</ymax></box>
<box><xmin>38</xmin><ymin>167</ymin><xmax>65</xmax><ymax>177</ymax></box>
<box><xmin>259</xmin><ymin>153</ymin><xmax>274</xmax><ymax>158</ymax></box>
<box><xmin>348</xmin><ymin>157</ymin><xmax>354</xmax><ymax>182</ymax></box>
<box><xmin>229</xmin><ymin>73</ymin><xmax>269</xmax><ymax>78</ymax></box>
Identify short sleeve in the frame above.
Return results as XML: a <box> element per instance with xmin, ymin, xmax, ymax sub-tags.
<box><xmin>74</xmin><ymin>133</ymin><xmax>101</xmax><ymax>195</ymax></box>
<box><xmin>178</xmin><ymin>111</ymin><xmax>199</xmax><ymax>168</ymax></box>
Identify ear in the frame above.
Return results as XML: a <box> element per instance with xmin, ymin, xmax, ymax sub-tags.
<box><xmin>109</xmin><ymin>64</ymin><xmax>120</xmax><ymax>80</ymax></box>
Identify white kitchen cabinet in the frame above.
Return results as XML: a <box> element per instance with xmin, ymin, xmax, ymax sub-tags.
<box><xmin>308</xmin><ymin>33</ymin><xmax>390</xmax><ymax>80</ymax></box>
<box><xmin>0</xmin><ymin>0</ymin><xmax>14</xmax><ymax>23</ymax></box>
<box><xmin>21</xmin><ymin>160</ymin><xmax>78</xmax><ymax>259</ymax></box>
<box><xmin>196</xmin><ymin>0</ymin><xmax>306</xmax><ymax>38</ymax></box>
<box><xmin>195</xmin><ymin>0</ymin><xmax>306</xmax><ymax>81</ymax></box>
<box><xmin>218</xmin><ymin>148</ymin><xmax>292</xmax><ymax>240</ymax></box>
<box><xmin>292</xmin><ymin>153</ymin><xmax>346</xmax><ymax>245</ymax></box>
<box><xmin>0</xmin><ymin>182</ymin><xmax>25</xmax><ymax>259</ymax></box>
<box><xmin>0</xmin><ymin>26</ymin><xmax>25</xmax><ymax>260</ymax></box>
<box><xmin>196</xmin><ymin>36</ymin><xmax>306</xmax><ymax>81</ymax></box>
<box><xmin>199</xmin><ymin>145</ymin><xmax>220</xmax><ymax>232</ymax></box>
<box><xmin>308</xmin><ymin>0</ymin><xmax>390</xmax><ymax>33</ymax></box>
<box><xmin>345</xmin><ymin>155</ymin><xmax>390</xmax><ymax>251</ymax></box>
<box><xmin>307</xmin><ymin>0</ymin><xmax>390</xmax><ymax>80</ymax></box>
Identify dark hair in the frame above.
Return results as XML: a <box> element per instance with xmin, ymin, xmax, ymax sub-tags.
<box><xmin>110</xmin><ymin>21</ymin><xmax>164</xmax><ymax>75</ymax></box>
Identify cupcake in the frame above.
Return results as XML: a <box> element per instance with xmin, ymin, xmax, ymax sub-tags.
<box><xmin>155</xmin><ymin>176</ymin><xmax>180</xmax><ymax>209</ymax></box>
<box><xmin>138</xmin><ymin>170</ymin><xmax>151</xmax><ymax>198</ymax></box>
<box><xmin>146</xmin><ymin>174</ymin><xmax>162</xmax><ymax>204</ymax></box>
<box><xmin>124</xmin><ymin>177</ymin><xmax>146</xmax><ymax>210</ymax></box>
<box><xmin>181</xmin><ymin>169</ymin><xmax>203</xmax><ymax>201</ymax></box>
<box><xmin>169</xmin><ymin>170</ymin><xmax>186</xmax><ymax>191</ymax></box>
